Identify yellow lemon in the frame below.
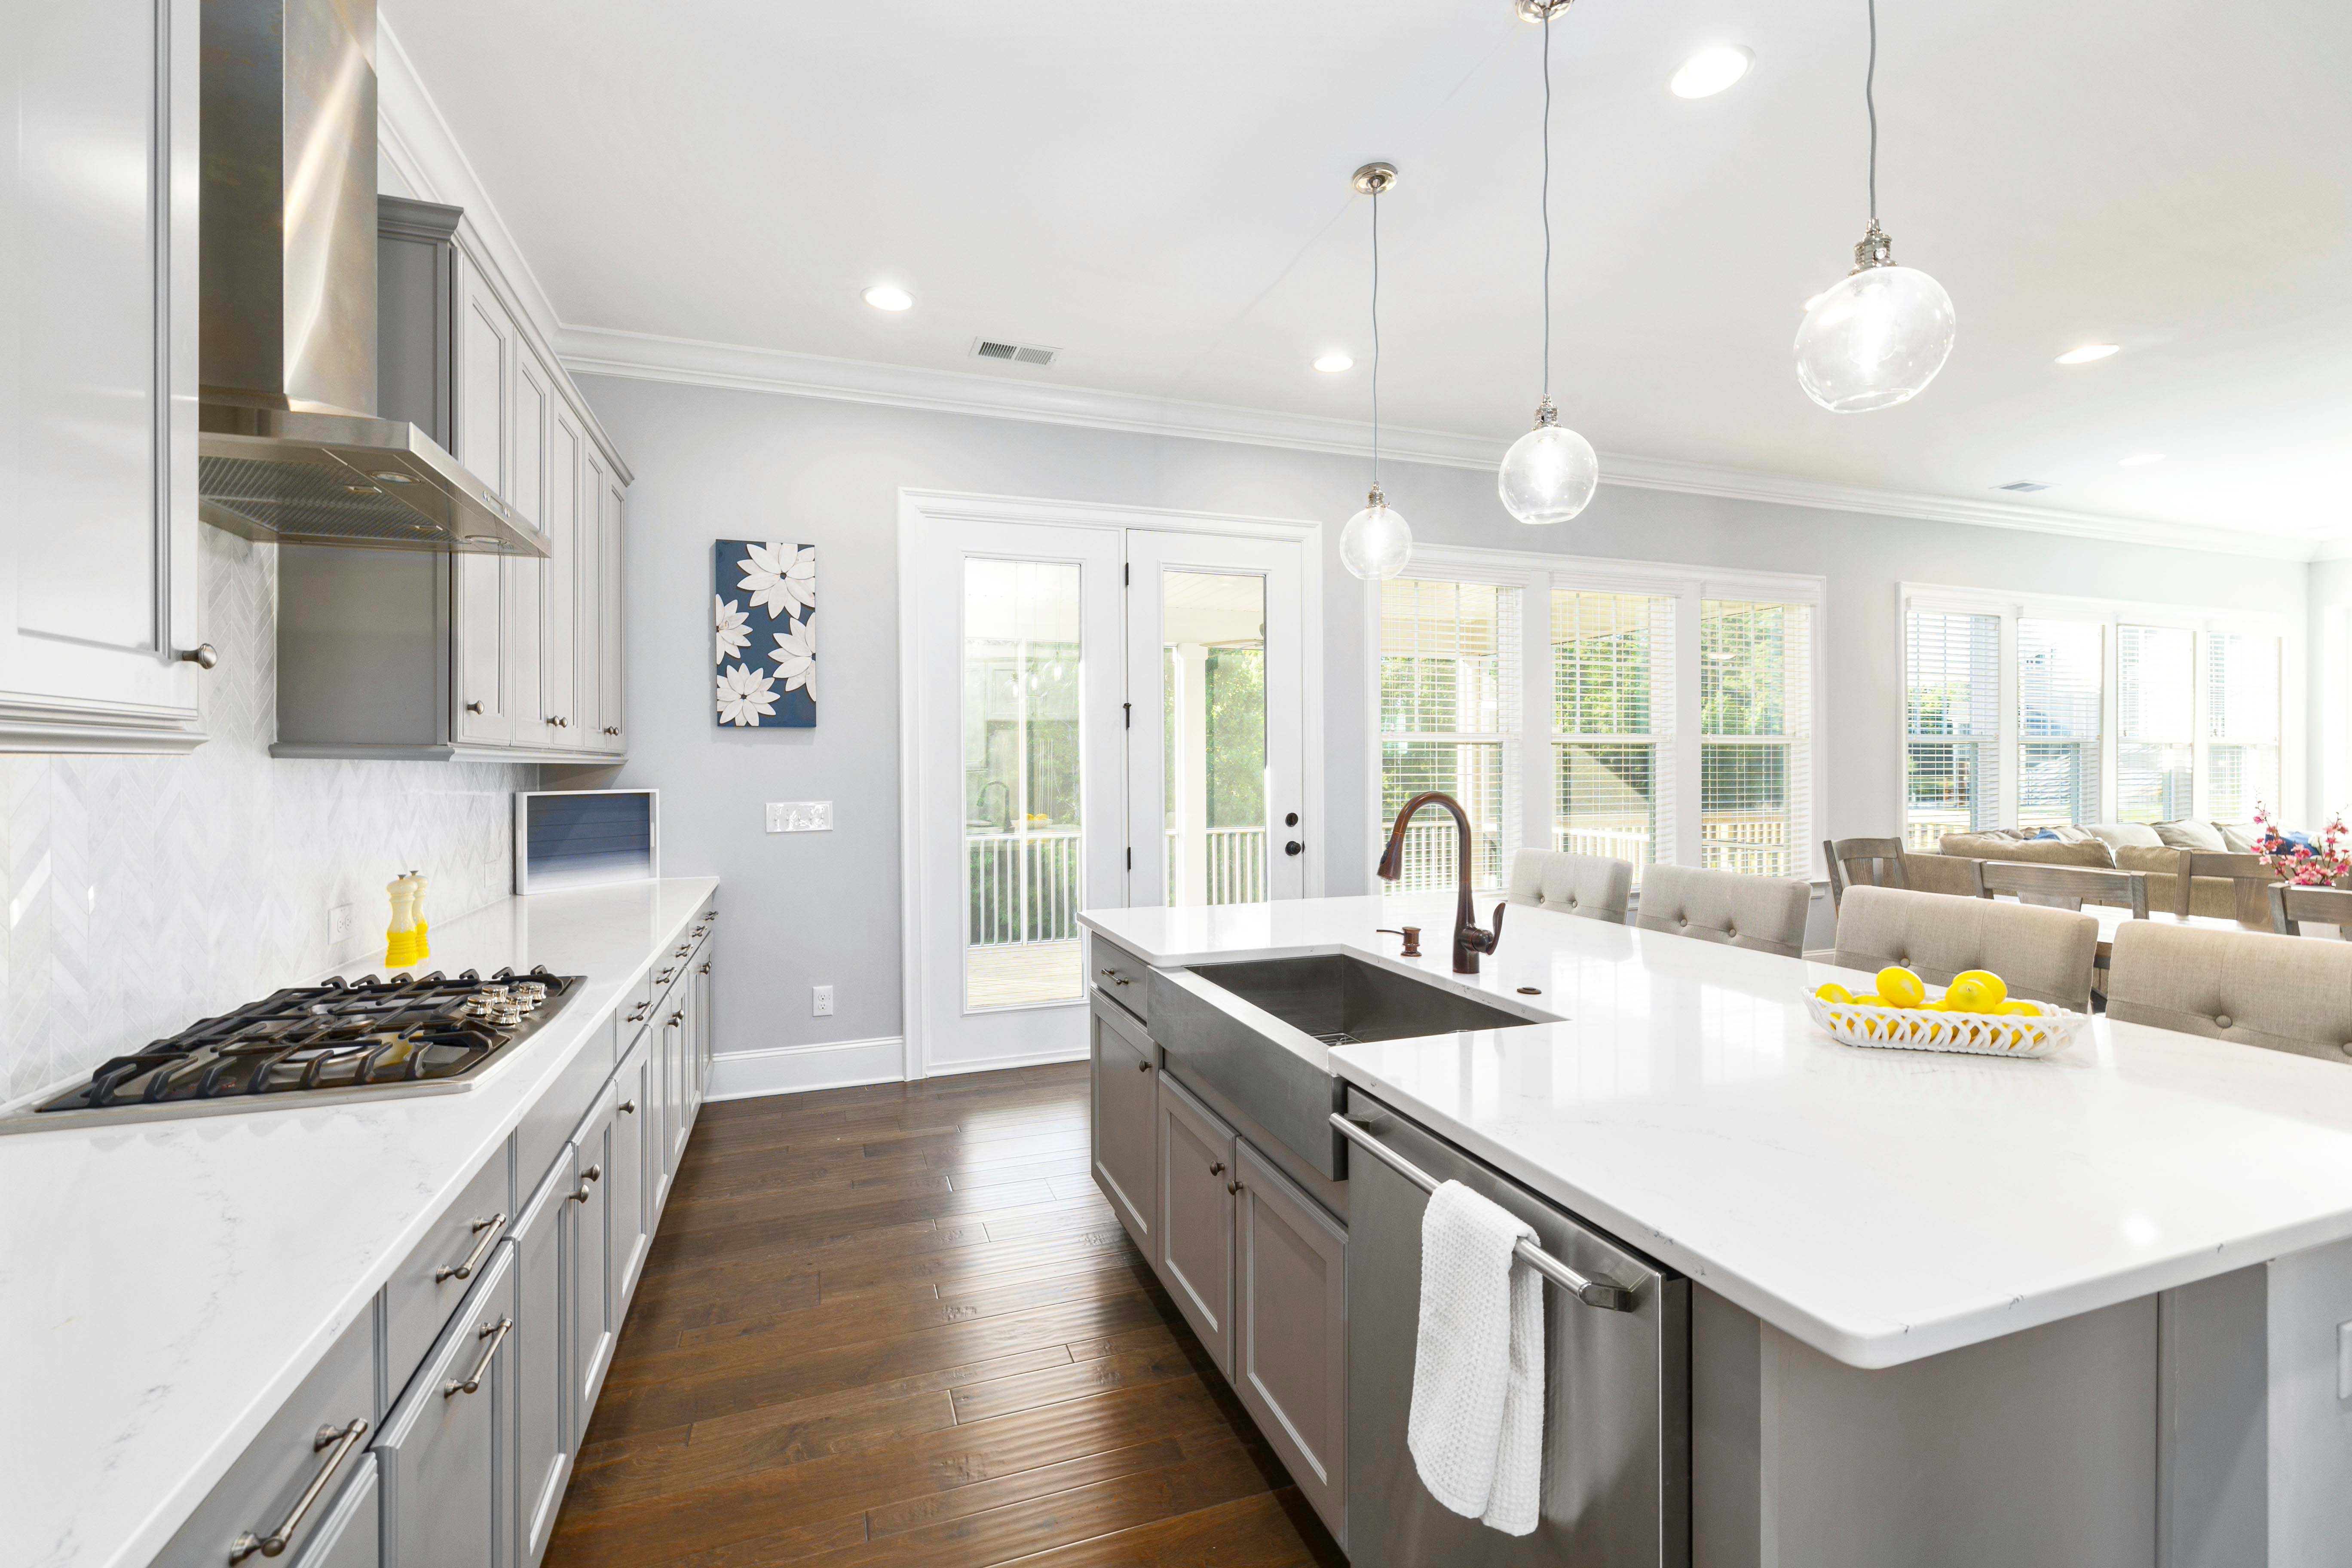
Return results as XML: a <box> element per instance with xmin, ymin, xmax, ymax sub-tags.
<box><xmin>1875</xmin><ymin>966</ymin><xmax>1926</xmax><ymax>1009</ymax></box>
<box><xmin>1952</xmin><ymin>969</ymin><xmax>2007</xmax><ymax>1007</ymax></box>
<box><xmin>1994</xmin><ymin>999</ymin><xmax>2040</xmax><ymax>1017</ymax></box>
<box><xmin>1852</xmin><ymin>992</ymin><xmax>1883</xmax><ymax>1007</ymax></box>
<box><xmin>1920</xmin><ymin>997</ymin><xmax>1950</xmax><ymax>1012</ymax></box>
<box><xmin>1815</xmin><ymin>982</ymin><xmax>1855</xmax><ymax>1005</ymax></box>
<box><xmin>1943</xmin><ymin>976</ymin><xmax>1995</xmax><ymax>1014</ymax></box>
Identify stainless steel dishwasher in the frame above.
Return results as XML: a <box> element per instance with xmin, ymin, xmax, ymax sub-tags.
<box><xmin>1336</xmin><ymin>1086</ymin><xmax>1689</xmax><ymax>1568</ymax></box>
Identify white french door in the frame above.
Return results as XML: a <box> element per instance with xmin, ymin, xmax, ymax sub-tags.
<box><xmin>905</xmin><ymin>502</ymin><xmax>1311</xmax><ymax>1076</ymax></box>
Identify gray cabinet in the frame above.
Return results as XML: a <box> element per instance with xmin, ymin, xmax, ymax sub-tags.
<box><xmin>662</xmin><ymin>992</ymin><xmax>691</xmax><ymax>1179</ymax></box>
<box><xmin>610</xmin><ymin>1034</ymin><xmax>653</xmax><ymax>1307</ymax></box>
<box><xmin>510</xmin><ymin>1155</ymin><xmax>572</xmax><ymax>1568</ymax></box>
<box><xmin>290</xmin><ymin>1456</ymin><xmax>379</xmax><ymax>1568</ymax></box>
<box><xmin>595</xmin><ymin>471</ymin><xmax>626</xmax><ymax>746</ymax></box>
<box><xmin>377</xmin><ymin>1244</ymin><xmax>518</xmax><ymax>1568</ymax></box>
<box><xmin>1158</xmin><ymin>1073</ymin><xmax>1238</xmax><ymax>1374</ymax></box>
<box><xmin>0</xmin><ymin>0</ymin><xmax>207</xmax><ymax>754</ymax></box>
<box><xmin>571</xmin><ymin>1087</ymin><xmax>620</xmax><ymax>1440</ymax></box>
<box><xmin>1234</xmin><ymin>1140</ymin><xmax>1348</xmax><ymax>1545</ymax></box>
<box><xmin>1090</xmin><ymin>995</ymin><xmax>1159</xmax><ymax>1251</ymax></box>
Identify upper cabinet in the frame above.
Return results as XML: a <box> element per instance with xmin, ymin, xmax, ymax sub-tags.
<box><xmin>0</xmin><ymin>0</ymin><xmax>211</xmax><ymax>753</ymax></box>
<box><xmin>275</xmin><ymin>199</ymin><xmax>629</xmax><ymax>762</ymax></box>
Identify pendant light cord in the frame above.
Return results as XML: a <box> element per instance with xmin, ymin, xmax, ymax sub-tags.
<box><xmin>1541</xmin><ymin>10</ymin><xmax>1553</xmax><ymax>404</ymax></box>
<box><xmin>1370</xmin><ymin>186</ymin><xmax>1381</xmax><ymax>487</ymax></box>
<box><xmin>1865</xmin><ymin>0</ymin><xmax>1879</xmax><ymax>221</ymax></box>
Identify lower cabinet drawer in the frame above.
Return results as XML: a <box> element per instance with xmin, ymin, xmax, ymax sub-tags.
<box><xmin>383</xmin><ymin>1140</ymin><xmax>514</xmax><ymax>1403</ymax></box>
<box><xmin>291</xmin><ymin>1453</ymin><xmax>379</xmax><ymax>1568</ymax></box>
<box><xmin>377</xmin><ymin>1243</ymin><xmax>518</xmax><ymax>1568</ymax></box>
<box><xmin>154</xmin><ymin>1308</ymin><xmax>377</xmax><ymax>1566</ymax></box>
<box><xmin>516</xmin><ymin>1013</ymin><xmax>617</xmax><ymax>1194</ymax></box>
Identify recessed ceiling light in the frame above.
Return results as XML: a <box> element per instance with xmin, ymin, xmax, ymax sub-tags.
<box><xmin>862</xmin><ymin>285</ymin><xmax>913</xmax><ymax>312</ymax></box>
<box><xmin>1314</xmin><ymin>352</ymin><xmax>1354</xmax><ymax>374</ymax></box>
<box><xmin>2119</xmin><ymin>453</ymin><xmax>2165</xmax><ymax>467</ymax></box>
<box><xmin>1671</xmin><ymin>45</ymin><xmax>1754</xmax><ymax>99</ymax></box>
<box><xmin>2055</xmin><ymin>343</ymin><xmax>2119</xmax><ymax>365</ymax></box>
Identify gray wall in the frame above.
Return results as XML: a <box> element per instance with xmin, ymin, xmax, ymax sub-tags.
<box><xmin>576</xmin><ymin>373</ymin><xmax>2303</xmax><ymax>1065</ymax></box>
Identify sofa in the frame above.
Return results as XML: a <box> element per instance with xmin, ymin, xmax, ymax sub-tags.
<box><xmin>1908</xmin><ymin>820</ymin><xmax>2279</xmax><ymax>919</ymax></box>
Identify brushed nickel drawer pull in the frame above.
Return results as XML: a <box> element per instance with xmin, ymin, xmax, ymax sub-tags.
<box><xmin>178</xmin><ymin>643</ymin><xmax>220</xmax><ymax>669</ymax></box>
<box><xmin>627</xmin><ymin>1003</ymin><xmax>649</xmax><ymax>1023</ymax></box>
<box><xmin>619</xmin><ymin>1099</ymin><xmax>637</xmax><ymax>1114</ymax></box>
<box><xmin>435</xmin><ymin>1212</ymin><xmax>505</xmax><ymax>1284</ymax></box>
<box><xmin>668</xmin><ymin>1010</ymin><xmax>685</xmax><ymax>1026</ymax></box>
<box><xmin>465</xmin><ymin>699</ymin><xmax>484</xmax><ymax>714</ymax></box>
<box><xmin>697</xmin><ymin>962</ymin><xmax>710</xmax><ymax>975</ymax></box>
<box><xmin>1227</xmin><ymin>1179</ymin><xmax>1245</xmax><ymax>1195</ymax></box>
<box><xmin>443</xmin><ymin>1315</ymin><xmax>513</xmax><ymax>1398</ymax></box>
<box><xmin>1136</xmin><ymin>1060</ymin><xmax>1152</xmax><ymax>1073</ymax></box>
<box><xmin>227</xmin><ymin>1417</ymin><xmax>369</xmax><ymax>1561</ymax></box>
<box><xmin>569</xmin><ymin>1164</ymin><xmax>603</xmax><ymax>1203</ymax></box>
<box><xmin>656</xmin><ymin>967</ymin><xmax>677</xmax><ymax>984</ymax></box>
<box><xmin>1209</xmin><ymin>1161</ymin><xmax>1225</xmax><ymax>1176</ymax></box>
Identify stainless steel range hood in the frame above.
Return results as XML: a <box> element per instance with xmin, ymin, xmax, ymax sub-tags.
<box><xmin>198</xmin><ymin>0</ymin><xmax>544</xmax><ymax>556</ymax></box>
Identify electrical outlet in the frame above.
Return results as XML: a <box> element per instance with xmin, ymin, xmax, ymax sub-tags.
<box><xmin>812</xmin><ymin>984</ymin><xmax>834</xmax><ymax>1017</ymax></box>
<box><xmin>328</xmin><ymin>903</ymin><xmax>354</xmax><ymax>944</ymax></box>
<box><xmin>766</xmin><ymin>800</ymin><xmax>834</xmax><ymax>833</ymax></box>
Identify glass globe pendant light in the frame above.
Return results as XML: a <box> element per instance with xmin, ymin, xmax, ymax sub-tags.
<box><xmin>1340</xmin><ymin>161</ymin><xmax>1412</xmax><ymax>580</ymax></box>
<box><xmin>1497</xmin><ymin>0</ymin><xmax>1598</xmax><ymax>527</ymax></box>
<box><xmin>1794</xmin><ymin>0</ymin><xmax>1955</xmax><ymax>413</ymax></box>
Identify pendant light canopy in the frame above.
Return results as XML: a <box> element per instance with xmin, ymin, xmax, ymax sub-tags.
<box><xmin>1498</xmin><ymin>0</ymin><xmax>1598</xmax><ymax>526</ymax></box>
<box><xmin>1794</xmin><ymin>0</ymin><xmax>1955</xmax><ymax>413</ymax></box>
<box><xmin>1340</xmin><ymin>161</ymin><xmax>1413</xmax><ymax>580</ymax></box>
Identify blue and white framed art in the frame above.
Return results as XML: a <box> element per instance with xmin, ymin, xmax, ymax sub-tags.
<box><xmin>714</xmin><ymin>540</ymin><xmax>816</xmax><ymax>728</ymax></box>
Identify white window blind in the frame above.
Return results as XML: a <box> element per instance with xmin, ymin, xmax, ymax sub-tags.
<box><xmin>2117</xmin><ymin>625</ymin><xmax>2194</xmax><ymax>823</ymax></box>
<box><xmin>1699</xmin><ymin>599</ymin><xmax>1810</xmax><ymax>879</ymax></box>
<box><xmin>1551</xmin><ymin>591</ymin><xmax>1674</xmax><ymax>884</ymax></box>
<box><xmin>1904</xmin><ymin>611</ymin><xmax>2000</xmax><ymax>850</ymax></box>
<box><xmin>2016</xmin><ymin>619</ymin><xmax>2102</xmax><ymax>829</ymax></box>
<box><xmin>1379</xmin><ymin>577</ymin><xmax>1520</xmax><ymax>894</ymax></box>
<box><xmin>2206</xmin><ymin>631</ymin><xmax>2280</xmax><ymax>823</ymax></box>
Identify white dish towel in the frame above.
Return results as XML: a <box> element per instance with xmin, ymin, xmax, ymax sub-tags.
<box><xmin>1407</xmin><ymin>1178</ymin><xmax>1546</xmax><ymax>1536</ymax></box>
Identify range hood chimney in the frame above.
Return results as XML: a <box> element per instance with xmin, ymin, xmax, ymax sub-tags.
<box><xmin>197</xmin><ymin>0</ymin><xmax>544</xmax><ymax>556</ymax></box>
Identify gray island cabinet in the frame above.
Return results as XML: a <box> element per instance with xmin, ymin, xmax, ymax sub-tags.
<box><xmin>149</xmin><ymin>893</ymin><xmax>720</xmax><ymax>1568</ymax></box>
<box><xmin>1082</xmin><ymin>894</ymin><xmax>2352</xmax><ymax>1568</ymax></box>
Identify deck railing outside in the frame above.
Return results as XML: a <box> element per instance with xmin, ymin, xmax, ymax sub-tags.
<box><xmin>967</xmin><ymin>827</ymin><xmax>1081</xmax><ymax>945</ymax></box>
<box><xmin>1164</xmin><ymin>825</ymin><xmax>1267</xmax><ymax>906</ymax></box>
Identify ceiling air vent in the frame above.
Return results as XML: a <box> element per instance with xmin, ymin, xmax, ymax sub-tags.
<box><xmin>972</xmin><ymin>338</ymin><xmax>1059</xmax><ymax>368</ymax></box>
<box><xmin>1994</xmin><ymin>481</ymin><xmax>2052</xmax><ymax>493</ymax></box>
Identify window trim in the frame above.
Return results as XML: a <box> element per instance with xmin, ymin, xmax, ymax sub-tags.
<box><xmin>1367</xmin><ymin>544</ymin><xmax>1828</xmax><ymax>883</ymax></box>
<box><xmin>1897</xmin><ymin>582</ymin><xmax>2300</xmax><ymax>833</ymax></box>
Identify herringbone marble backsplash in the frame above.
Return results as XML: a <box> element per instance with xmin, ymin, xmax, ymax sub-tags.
<box><xmin>0</xmin><ymin>527</ymin><xmax>536</xmax><ymax>1103</ymax></box>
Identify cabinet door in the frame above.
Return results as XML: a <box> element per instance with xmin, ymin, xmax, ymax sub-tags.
<box><xmin>649</xmin><ymin>1005</ymin><xmax>676</xmax><ymax>1218</ymax></box>
<box><xmin>508</xmin><ymin>351</ymin><xmax>548</xmax><ymax>535</ymax></box>
<box><xmin>537</xmin><ymin>381</ymin><xmax>577</xmax><ymax>749</ymax></box>
<box><xmin>597</xmin><ymin>473</ymin><xmax>626</xmax><ymax>749</ymax></box>
<box><xmin>1090</xmin><ymin>999</ymin><xmax>1158</xmax><ymax>1252</ymax></box>
<box><xmin>1234</xmin><ymin>1141</ymin><xmax>1348</xmax><ymax>1546</ymax></box>
<box><xmin>504</xmin><ymin>552</ymin><xmax>545</xmax><ymax>743</ymax></box>
<box><xmin>692</xmin><ymin>953</ymin><xmax>715</xmax><ymax>1112</ymax></box>
<box><xmin>453</xmin><ymin>554</ymin><xmax>510</xmax><ymax>744</ymax></box>
<box><xmin>609</xmin><ymin>1034</ymin><xmax>653</xmax><ymax>1311</ymax></box>
<box><xmin>570</xmin><ymin>434</ymin><xmax>601</xmax><ymax>753</ymax></box>
<box><xmin>570</xmin><ymin>1089</ymin><xmax>618</xmax><ymax>1443</ymax></box>
<box><xmin>1157</xmin><ymin>1073</ymin><xmax>1237</xmax><ymax>1374</ymax></box>
<box><xmin>662</xmin><ymin>996</ymin><xmax>691</xmax><ymax>1175</ymax></box>
<box><xmin>289</xmin><ymin>1455</ymin><xmax>379</xmax><ymax>1568</ymax></box>
<box><xmin>377</xmin><ymin>1243</ymin><xmax>516</xmax><ymax>1568</ymax></box>
<box><xmin>510</xmin><ymin>1156</ymin><xmax>572</xmax><ymax>1568</ymax></box>
<box><xmin>454</xmin><ymin>260</ymin><xmax>510</xmax><ymax>497</ymax></box>
<box><xmin>0</xmin><ymin>0</ymin><xmax>205</xmax><ymax>748</ymax></box>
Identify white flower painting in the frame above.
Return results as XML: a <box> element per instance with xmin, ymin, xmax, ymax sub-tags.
<box><xmin>713</xmin><ymin>541</ymin><xmax>816</xmax><ymax>728</ymax></box>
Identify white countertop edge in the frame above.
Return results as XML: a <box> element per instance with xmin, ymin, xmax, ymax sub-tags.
<box><xmin>74</xmin><ymin>875</ymin><xmax>717</xmax><ymax>1568</ymax></box>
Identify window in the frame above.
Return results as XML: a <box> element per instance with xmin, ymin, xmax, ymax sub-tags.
<box><xmin>1378</xmin><ymin>577</ymin><xmax>1519</xmax><ymax>894</ymax></box>
<box><xmin>2206</xmin><ymin>631</ymin><xmax>2280</xmax><ymax>823</ymax></box>
<box><xmin>1699</xmin><ymin>600</ymin><xmax>1811</xmax><ymax>878</ymax></box>
<box><xmin>2016</xmin><ymin>619</ymin><xmax>2102</xmax><ymax>828</ymax></box>
<box><xmin>2117</xmin><ymin>625</ymin><xmax>2194</xmax><ymax>823</ymax></box>
<box><xmin>1551</xmin><ymin>591</ymin><xmax>1673</xmax><ymax>882</ymax></box>
<box><xmin>1904</xmin><ymin>612</ymin><xmax>2000</xmax><ymax>849</ymax></box>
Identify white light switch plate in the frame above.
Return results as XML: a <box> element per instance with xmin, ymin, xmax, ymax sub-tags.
<box><xmin>812</xmin><ymin>985</ymin><xmax>834</xmax><ymax>1017</ymax></box>
<box><xmin>766</xmin><ymin>800</ymin><xmax>833</xmax><ymax>833</ymax></box>
<box><xmin>2338</xmin><ymin>1319</ymin><xmax>2352</xmax><ymax>1401</ymax></box>
<box><xmin>328</xmin><ymin>904</ymin><xmax>354</xmax><ymax>944</ymax></box>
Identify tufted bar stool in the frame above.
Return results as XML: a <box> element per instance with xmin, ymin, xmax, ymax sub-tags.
<box><xmin>1830</xmin><ymin>885</ymin><xmax>2098</xmax><ymax>1011</ymax></box>
<box><xmin>1505</xmin><ymin>848</ymin><xmax>1633</xmax><ymax>925</ymax></box>
<box><xmin>2106</xmin><ymin>920</ymin><xmax>2352</xmax><ymax>1063</ymax></box>
<box><xmin>1634</xmin><ymin>864</ymin><xmax>1812</xmax><ymax>958</ymax></box>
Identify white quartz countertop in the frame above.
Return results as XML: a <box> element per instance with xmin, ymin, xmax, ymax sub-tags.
<box><xmin>0</xmin><ymin>876</ymin><xmax>718</xmax><ymax>1568</ymax></box>
<box><xmin>1080</xmin><ymin>894</ymin><xmax>2352</xmax><ymax>1370</ymax></box>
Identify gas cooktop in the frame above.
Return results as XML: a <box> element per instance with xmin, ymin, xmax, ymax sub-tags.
<box><xmin>10</xmin><ymin>966</ymin><xmax>584</xmax><ymax>1133</ymax></box>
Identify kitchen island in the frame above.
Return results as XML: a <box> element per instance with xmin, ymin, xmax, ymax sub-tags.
<box><xmin>1079</xmin><ymin>891</ymin><xmax>2352</xmax><ymax>1567</ymax></box>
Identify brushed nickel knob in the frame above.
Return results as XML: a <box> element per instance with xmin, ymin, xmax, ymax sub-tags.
<box><xmin>465</xmin><ymin>700</ymin><xmax>484</xmax><ymax>714</ymax></box>
<box><xmin>178</xmin><ymin>644</ymin><xmax>219</xmax><ymax>669</ymax></box>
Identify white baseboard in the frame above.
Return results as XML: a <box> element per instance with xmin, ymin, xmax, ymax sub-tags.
<box><xmin>920</xmin><ymin>1044</ymin><xmax>1091</xmax><ymax>1079</ymax></box>
<box><xmin>706</xmin><ymin>1035</ymin><xmax>906</xmax><ymax>1099</ymax></box>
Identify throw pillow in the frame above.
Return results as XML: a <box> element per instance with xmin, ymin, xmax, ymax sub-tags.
<box><xmin>2216</xmin><ymin>822</ymin><xmax>2265</xmax><ymax>853</ymax></box>
<box><xmin>2153</xmin><ymin>819</ymin><xmax>2229</xmax><ymax>853</ymax></box>
<box><xmin>2083</xmin><ymin>822</ymin><xmax>2165</xmax><ymax>850</ymax></box>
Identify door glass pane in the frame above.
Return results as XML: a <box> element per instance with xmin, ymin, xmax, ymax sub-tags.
<box><xmin>1161</xmin><ymin>572</ymin><xmax>1268</xmax><ymax>906</ymax></box>
<box><xmin>963</xmin><ymin>560</ymin><xmax>1083</xmax><ymax>1009</ymax></box>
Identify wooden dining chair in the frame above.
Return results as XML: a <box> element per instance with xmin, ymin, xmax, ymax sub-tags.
<box><xmin>2181</xmin><ymin>852</ymin><xmax>2275</xmax><ymax>925</ymax></box>
<box><xmin>1822</xmin><ymin>837</ymin><xmax>1908</xmax><ymax>910</ymax></box>
<box><xmin>1972</xmin><ymin>860</ymin><xmax>2150</xmax><ymax>920</ymax></box>
<box><xmin>2269</xmin><ymin>883</ymin><xmax>2352</xmax><ymax>939</ymax></box>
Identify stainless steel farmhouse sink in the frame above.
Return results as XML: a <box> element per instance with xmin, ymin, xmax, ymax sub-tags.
<box><xmin>1149</xmin><ymin>954</ymin><xmax>1556</xmax><ymax>1178</ymax></box>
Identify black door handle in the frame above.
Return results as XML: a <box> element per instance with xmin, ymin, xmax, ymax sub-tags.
<box><xmin>1284</xmin><ymin>841</ymin><xmax>1303</xmax><ymax>856</ymax></box>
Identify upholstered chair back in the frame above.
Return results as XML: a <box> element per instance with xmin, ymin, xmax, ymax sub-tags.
<box><xmin>1505</xmin><ymin>849</ymin><xmax>1632</xmax><ymax>924</ymax></box>
<box><xmin>2107</xmin><ymin>921</ymin><xmax>2352</xmax><ymax>1064</ymax></box>
<box><xmin>1831</xmin><ymin>885</ymin><xmax>2098</xmax><ymax>1011</ymax></box>
<box><xmin>1634</xmin><ymin>864</ymin><xmax>1811</xmax><ymax>958</ymax></box>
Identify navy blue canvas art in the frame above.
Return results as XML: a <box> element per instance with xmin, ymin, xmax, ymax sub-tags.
<box><xmin>714</xmin><ymin>540</ymin><xmax>815</xmax><ymax>728</ymax></box>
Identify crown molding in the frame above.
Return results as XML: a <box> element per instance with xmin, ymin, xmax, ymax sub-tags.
<box><xmin>557</xmin><ymin>324</ymin><xmax>2318</xmax><ymax>563</ymax></box>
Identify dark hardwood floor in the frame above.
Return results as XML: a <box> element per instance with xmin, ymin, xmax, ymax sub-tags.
<box><xmin>545</xmin><ymin>1061</ymin><xmax>1346</xmax><ymax>1568</ymax></box>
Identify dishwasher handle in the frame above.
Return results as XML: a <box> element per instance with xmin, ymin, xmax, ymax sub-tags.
<box><xmin>1332</xmin><ymin>1111</ymin><xmax>1638</xmax><ymax>1313</ymax></box>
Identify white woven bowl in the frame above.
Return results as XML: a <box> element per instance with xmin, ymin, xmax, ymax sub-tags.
<box><xmin>1803</xmin><ymin>991</ymin><xmax>2087</xmax><ymax>1060</ymax></box>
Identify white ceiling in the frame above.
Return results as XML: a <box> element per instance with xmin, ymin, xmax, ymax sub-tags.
<box><xmin>381</xmin><ymin>0</ymin><xmax>2352</xmax><ymax>548</ymax></box>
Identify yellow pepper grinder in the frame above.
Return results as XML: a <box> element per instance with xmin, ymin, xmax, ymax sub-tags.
<box><xmin>410</xmin><ymin>870</ymin><xmax>430</xmax><ymax>963</ymax></box>
<box><xmin>385</xmin><ymin>874</ymin><xmax>419</xmax><ymax>970</ymax></box>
